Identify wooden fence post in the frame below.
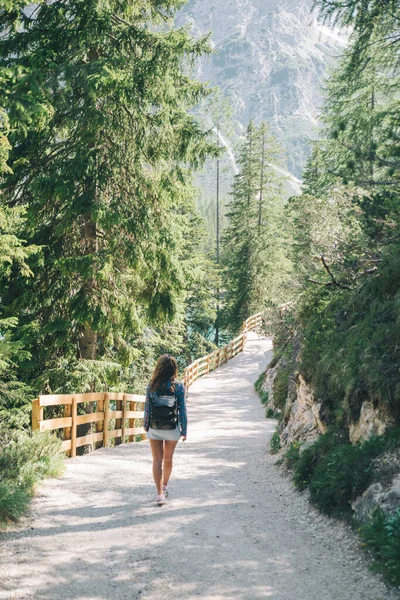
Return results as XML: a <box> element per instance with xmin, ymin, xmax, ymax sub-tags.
<box><xmin>122</xmin><ymin>396</ymin><xmax>127</xmax><ymax>443</ymax></box>
<box><xmin>103</xmin><ymin>393</ymin><xmax>110</xmax><ymax>448</ymax></box>
<box><xmin>242</xmin><ymin>329</ymin><xmax>247</xmax><ymax>351</ymax></box>
<box><xmin>32</xmin><ymin>398</ymin><xmax>42</xmax><ymax>432</ymax></box>
<box><xmin>129</xmin><ymin>400</ymin><xmax>136</xmax><ymax>443</ymax></box>
<box><xmin>63</xmin><ymin>402</ymin><xmax>72</xmax><ymax>457</ymax></box>
<box><xmin>95</xmin><ymin>395</ymin><xmax>105</xmax><ymax>450</ymax></box>
<box><xmin>71</xmin><ymin>397</ymin><xmax>77</xmax><ymax>458</ymax></box>
<box><xmin>115</xmin><ymin>397</ymin><xmax>123</xmax><ymax>446</ymax></box>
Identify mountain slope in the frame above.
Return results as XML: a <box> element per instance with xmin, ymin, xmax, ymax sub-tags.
<box><xmin>178</xmin><ymin>0</ymin><xmax>347</xmax><ymax>179</ymax></box>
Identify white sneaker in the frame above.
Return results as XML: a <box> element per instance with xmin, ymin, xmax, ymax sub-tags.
<box><xmin>156</xmin><ymin>493</ymin><xmax>166</xmax><ymax>505</ymax></box>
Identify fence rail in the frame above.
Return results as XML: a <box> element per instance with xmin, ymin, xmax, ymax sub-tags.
<box><xmin>32</xmin><ymin>312</ymin><xmax>263</xmax><ymax>457</ymax></box>
<box><xmin>32</xmin><ymin>392</ymin><xmax>146</xmax><ymax>458</ymax></box>
<box><xmin>182</xmin><ymin>312</ymin><xmax>263</xmax><ymax>388</ymax></box>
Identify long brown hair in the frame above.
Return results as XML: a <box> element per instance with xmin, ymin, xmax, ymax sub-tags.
<box><xmin>149</xmin><ymin>354</ymin><xmax>178</xmax><ymax>393</ymax></box>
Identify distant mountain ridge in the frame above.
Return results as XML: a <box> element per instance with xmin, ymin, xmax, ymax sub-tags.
<box><xmin>177</xmin><ymin>0</ymin><xmax>347</xmax><ymax>179</ymax></box>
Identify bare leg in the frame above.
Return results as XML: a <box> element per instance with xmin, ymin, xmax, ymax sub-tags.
<box><xmin>163</xmin><ymin>440</ymin><xmax>178</xmax><ymax>487</ymax></box>
<box><xmin>149</xmin><ymin>440</ymin><xmax>164</xmax><ymax>495</ymax></box>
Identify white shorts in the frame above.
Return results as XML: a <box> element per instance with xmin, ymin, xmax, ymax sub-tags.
<box><xmin>146</xmin><ymin>427</ymin><xmax>181</xmax><ymax>441</ymax></box>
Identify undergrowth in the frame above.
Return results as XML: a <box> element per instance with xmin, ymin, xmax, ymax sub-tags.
<box><xmin>0</xmin><ymin>428</ymin><xmax>65</xmax><ymax>525</ymax></box>
<box><xmin>286</xmin><ymin>427</ymin><xmax>400</xmax><ymax>516</ymax></box>
<box><xmin>360</xmin><ymin>508</ymin><xmax>400</xmax><ymax>586</ymax></box>
<box><xmin>284</xmin><ymin>427</ymin><xmax>400</xmax><ymax>585</ymax></box>
<box><xmin>270</xmin><ymin>431</ymin><xmax>281</xmax><ymax>454</ymax></box>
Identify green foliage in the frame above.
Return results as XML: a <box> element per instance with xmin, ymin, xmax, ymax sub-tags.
<box><xmin>0</xmin><ymin>429</ymin><xmax>65</xmax><ymax>524</ymax></box>
<box><xmin>360</xmin><ymin>508</ymin><xmax>400</xmax><ymax>586</ymax></box>
<box><xmin>287</xmin><ymin>428</ymin><xmax>400</xmax><ymax>515</ymax></box>
<box><xmin>254</xmin><ymin>371</ymin><xmax>266</xmax><ymax>393</ymax></box>
<box><xmin>291</xmin><ymin>428</ymin><xmax>346</xmax><ymax>490</ymax></box>
<box><xmin>273</xmin><ymin>367</ymin><xmax>290</xmax><ymax>411</ymax></box>
<box><xmin>0</xmin><ymin>0</ymin><xmax>218</xmax><ymax>394</ymax></box>
<box><xmin>296</xmin><ymin>249</ymin><xmax>400</xmax><ymax>423</ymax></box>
<box><xmin>0</xmin><ymin>483</ymin><xmax>30</xmax><ymax>524</ymax></box>
<box><xmin>286</xmin><ymin>0</ymin><xmax>400</xmax><ymax>428</ymax></box>
<box><xmin>285</xmin><ymin>441</ymin><xmax>301</xmax><ymax>469</ymax></box>
<box><xmin>270</xmin><ymin>430</ymin><xmax>281</xmax><ymax>454</ymax></box>
<box><xmin>222</xmin><ymin>120</ymin><xmax>292</xmax><ymax>333</ymax></box>
<box><xmin>308</xmin><ymin>443</ymin><xmax>373</xmax><ymax>515</ymax></box>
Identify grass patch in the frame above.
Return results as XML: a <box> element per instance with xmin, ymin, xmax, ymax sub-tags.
<box><xmin>0</xmin><ymin>430</ymin><xmax>65</xmax><ymax>525</ymax></box>
<box><xmin>254</xmin><ymin>372</ymin><xmax>266</xmax><ymax>394</ymax></box>
<box><xmin>286</xmin><ymin>427</ymin><xmax>400</xmax><ymax>516</ymax></box>
<box><xmin>270</xmin><ymin>431</ymin><xmax>281</xmax><ymax>454</ymax></box>
<box><xmin>273</xmin><ymin>366</ymin><xmax>290</xmax><ymax>410</ymax></box>
<box><xmin>360</xmin><ymin>508</ymin><xmax>400</xmax><ymax>586</ymax></box>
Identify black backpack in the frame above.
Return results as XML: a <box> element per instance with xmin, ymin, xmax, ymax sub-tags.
<box><xmin>150</xmin><ymin>390</ymin><xmax>178</xmax><ymax>430</ymax></box>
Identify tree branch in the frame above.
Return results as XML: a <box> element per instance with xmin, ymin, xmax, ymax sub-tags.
<box><xmin>319</xmin><ymin>254</ymin><xmax>350</xmax><ymax>289</ymax></box>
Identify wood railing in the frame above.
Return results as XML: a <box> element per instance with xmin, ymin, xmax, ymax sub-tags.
<box><xmin>32</xmin><ymin>312</ymin><xmax>263</xmax><ymax>457</ymax></box>
<box><xmin>32</xmin><ymin>393</ymin><xmax>146</xmax><ymax>458</ymax></box>
<box><xmin>182</xmin><ymin>312</ymin><xmax>263</xmax><ymax>389</ymax></box>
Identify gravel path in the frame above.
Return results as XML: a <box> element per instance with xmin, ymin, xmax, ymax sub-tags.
<box><xmin>0</xmin><ymin>333</ymin><xmax>398</xmax><ymax>600</ymax></box>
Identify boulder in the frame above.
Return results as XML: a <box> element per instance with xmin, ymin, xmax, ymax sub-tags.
<box><xmin>349</xmin><ymin>402</ymin><xmax>388</xmax><ymax>444</ymax></box>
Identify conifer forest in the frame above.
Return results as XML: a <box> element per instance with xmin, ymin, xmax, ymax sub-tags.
<box><xmin>1</xmin><ymin>0</ymin><xmax>400</xmax><ymax>582</ymax></box>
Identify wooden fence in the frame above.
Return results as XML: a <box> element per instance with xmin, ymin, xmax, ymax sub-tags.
<box><xmin>32</xmin><ymin>393</ymin><xmax>146</xmax><ymax>458</ymax></box>
<box><xmin>182</xmin><ymin>312</ymin><xmax>263</xmax><ymax>388</ymax></box>
<box><xmin>32</xmin><ymin>312</ymin><xmax>263</xmax><ymax>457</ymax></box>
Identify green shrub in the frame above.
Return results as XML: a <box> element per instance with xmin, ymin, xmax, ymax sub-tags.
<box><xmin>285</xmin><ymin>441</ymin><xmax>301</xmax><ymax>469</ymax></box>
<box><xmin>308</xmin><ymin>443</ymin><xmax>373</xmax><ymax>514</ymax></box>
<box><xmin>273</xmin><ymin>366</ymin><xmax>290</xmax><ymax>410</ymax></box>
<box><xmin>0</xmin><ymin>483</ymin><xmax>30</xmax><ymax>523</ymax></box>
<box><xmin>290</xmin><ymin>428</ymin><xmax>400</xmax><ymax>515</ymax></box>
<box><xmin>0</xmin><ymin>430</ymin><xmax>65</xmax><ymax>524</ymax></box>
<box><xmin>254</xmin><ymin>372</ymin><xmax>266</xmax><ymax>393</ymax></box>
<box><xmin>270</xmin><ymin>430</ymin><xmax>281</xmax><ymax>454</ymax></box>
<box><xmin>361</xmin><ymin>509</ymin><xmax>400</xmax><ymax>586</ymax></box>
<box><xmin>298</xmin><ymin>250</ymin><xmax>400</xmax><ymax>424</ymax></box>
<box><xmin>292</xmin><ymin>428</ymin><xmax>346</xmax><ymax>490</ymax></box>
<box><xmin>260</xmin><ymin>391</ymin><xmax>269</xmax><ymax>405</ymax></box>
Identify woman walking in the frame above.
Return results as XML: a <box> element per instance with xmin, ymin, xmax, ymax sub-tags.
<box><xmin>144</xmin><ymin>354</ymin><xmax>187</xmax><ymax>505</ymax></box>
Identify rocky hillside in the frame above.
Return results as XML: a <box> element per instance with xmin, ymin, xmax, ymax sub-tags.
<box><xmin>177</xmin><ymin>0</ymin><xmax>347</xmax><ymax>179</ymax></box>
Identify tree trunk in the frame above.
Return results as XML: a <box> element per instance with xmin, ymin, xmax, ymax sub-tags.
<box><xmin>77</xmin><ymin>215</ymin><xmax>98</xmax><ymax>454</ymax></box>
<box><xmin>77</xmin><ymin>214</ymin><xmax>98</xmax><ymax>361</ymax></box>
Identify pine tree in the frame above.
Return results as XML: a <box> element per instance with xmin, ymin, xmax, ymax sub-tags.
<box><xmin>222</xmin><ymin>121</ymin><xmax>290</xmax><ymax>332</ymax></box>
<box><xmin>0</xmin><ymin>59</ymin><xmax>38</xmax><ymax>427</ymax></box>
<box><xmin>0</xmin><ymin>0</ymin><xmax>217</xmax><ymax>392</ymax></box>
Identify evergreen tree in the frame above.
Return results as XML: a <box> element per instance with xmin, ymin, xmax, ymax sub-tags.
<box><xmin>283</xmin><ymin>0</ymin><xmax>400</xmax><ymax>426</ymax></box>
<box><xmin>222</xmin><ymin>121</ymin><xmax>290</xmax><ymax>332</ymax></box>
<box><xmin>0</xmin><ymin>0</ymin><xmax>217</xmax><ymax>392</ymax></box>
<box><xmin>0</xmin><ymin>74</ymin><xmax>38</xmax><ymax>428</ymax></box>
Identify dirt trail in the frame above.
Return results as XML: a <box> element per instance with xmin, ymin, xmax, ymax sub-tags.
<box><xmin>0</xmin><ymin>333</ymin><xmax>398</xmax><ymax>600</ymax></box>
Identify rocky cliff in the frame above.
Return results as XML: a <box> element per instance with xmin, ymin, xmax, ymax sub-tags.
<box><xmin>260</xmin><ymin>356</ymin><xmax>400</xmax><ymax>524</ymax></box>
<box><xmin>177</xmin><ymin>0</ymin><xmax>347</xmax><ymax>179</ymax></box>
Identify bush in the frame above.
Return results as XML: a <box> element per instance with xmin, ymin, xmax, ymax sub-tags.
<box><xmin>285</xmin><ymin>441</ymin><xmax>301</xmax><ymax>469</ymax></box>
<box><xmin>0</xmin><ymin>430</ymin><xmax>65</xmax><ymax>524</ymax></box>
<box><xmin>289</xmin><ymin>428</ymin><xmax>400</xmax><ymax>515</ymax></box>
<box><xmin>308</xmin><ymin>443</ymin><xmax>373</xmax><ymax>514</ymax></box>
<box><xmin>361</xmin><ymin>509</ymin><xmax>400</xmax><ymax>586</ymax></box>
<box><xmin>273</xmin><ymin>366</ymin><xmax>290</xmax><ymax>410</ymax></box>
<box><xmin>270</xmin><ymin>430</ymin><xmax>281</xmax><ymax>454</ymax></box>
<box><xmin>0</xmin><ymin>483</ymin><xmax>30</xmax><ymax>523</ymax></box>
<box><xmin>255</xmin><ymin>372</ymin><xmax>266</xmax><ymax>393</ymax></box>
<box><xmin>292</xmin><ymin>428</ymin><xmax>346</xmax><ymax>491</ymax></box>
<box><xmin>298</xmin><ymin>249</ymin><xmax>400</xmax><ymax>424</ymax></box>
